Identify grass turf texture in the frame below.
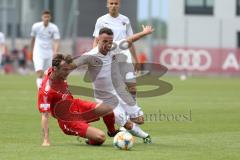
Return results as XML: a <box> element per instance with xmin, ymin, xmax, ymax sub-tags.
<box><xmin>0</xmin><ymin>74</ymin><xmax>239</xmax><ymax>160</ymax></box>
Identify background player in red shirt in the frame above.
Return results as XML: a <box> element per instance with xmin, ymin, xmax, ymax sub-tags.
<box><xmin>38</xmin><ymin>54</ymin><xmax>115</xmax><ymax>146</ymax></box>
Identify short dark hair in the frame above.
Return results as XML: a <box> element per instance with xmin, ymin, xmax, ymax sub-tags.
<box><xmin>42</xmin><ymin>10</ymin><xmax>51</xmax><ymax>15</ymax></box>
<box><xmin>52</xmin><ymin>54</ymin><xmax>73</xmax><ymax>69</ymax></box>
<box><xmin>99</xmin><ymin>27</ymin><xmax>113</xmax><ymax>36</ymax></box>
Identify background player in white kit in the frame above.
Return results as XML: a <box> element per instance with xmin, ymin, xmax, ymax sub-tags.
<box><xmin>31</xmin><ymin>10</ymin><xmax>60</xmax><ymax>89</ymax></box>
<box><xmin>93</xmin><ymin>0</ymin><xmax>139</xmax><ymax>100</ymax></box>
<box><xmin>0</xmin><ymin>32</ymin><xmax>6</xmax><ymax>69</ymax></box>
<box><xmin>75</xmin><ymin>26</ymin><xmax>154</xmax><ymax>143</ymax></box>
<box><xmin>30</xmin><ymin>10</ymin><xmax>60</xmax><ymax>146</ymax></box>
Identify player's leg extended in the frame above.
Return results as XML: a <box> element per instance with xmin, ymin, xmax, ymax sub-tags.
<box><xmin>58</xmin><ymin>99</ymin><xmax>117</xmax><ymax>144</ymax></box>
<box><xmin>128</xmin><ymin>115</ymin><xmax>151</xmax><ymax>144</ymax></box>
<box><xmin>123</xmin><ymin>120</ymin><xmax>151</xmax><ymax>144</ymax></box>
<box><xmin>121</xmin><ymin>103</ymin><xmax>151</xmax><ymax>143</ymax></box>
<box><xmin>126</xmin><ymin>121</ymin><xmax>151</xmax><ymax>144</ymax></box>
<box><xmin>102</xmin><ymin>112</ymin><xmax>119</xmax><ymax>137</ymax></box>
<box><xmin>113</xmin><ymin>105</ymin><xmax>151</xmax><ymax>143</ymax></box>
<box><xmin>41</xmin><ymin>112</ymin><xmax>50</xmax><ymax>146</ymax></box>
<box><xmin>91</xmin><ymin>102</ymin><xmax>119</xmax><ymax>136</ymax></box>
<box><xmin>124</xmin><ymin>121</ymin><xmax>148</xmax><ymax>138</ymax></box>
<box><xmin>58</xmin><ymin>120</ymin><xmax>105</xmax><ymax>145</ymax></box>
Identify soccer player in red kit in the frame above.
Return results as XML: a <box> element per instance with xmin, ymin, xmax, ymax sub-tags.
<box><xmin>38</xmin><ymin>54</ymin><xmax>116</xmax><ymax>146</ymax></box>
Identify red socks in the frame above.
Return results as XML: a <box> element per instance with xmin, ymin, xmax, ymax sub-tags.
<box><xmin>103</xmin><ymin>112</ymin><xmax>116</xmax><ymax>134</ymax></box>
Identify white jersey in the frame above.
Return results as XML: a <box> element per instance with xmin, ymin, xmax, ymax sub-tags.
<box><xmin>75</xmin><ymin>40</ymin><xmax>142</xmax><ymax>121</ymax></box>
<box><xmin>31</xmin><ymin>22</ymin><xmax>60</xmax><ymax>58</ymax></box>
<box><xmin>93</xmin><ymin>14</ymin><xmax>133</xmax><ymax>41</ymax></box>
<box><xmin>76</xmin><ymin>40</ymin><xmax>126</xmax><ymax>97</ymax></box>
<box><xmin>93</xmin><ymin>14</ymin><xmax>134</xmax><ymax>63</ymax></box>
<box><xmin>87</xmin><ymin>47</ymin><xmax>115</xmax><ymax>92</ymax></box>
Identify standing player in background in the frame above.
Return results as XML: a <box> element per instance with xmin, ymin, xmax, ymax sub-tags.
<box><xmin>0</xmin><ymin>32</ymin><xmax>6</xmax><ymax>69</ymax></box>
<box><xmin>31</xmin><ymin>10</ymin><xmax>60</xmax><ymax>89</ymax></box>
<box><xmin>31</xmin><ymin>10</ymin><xmax>60</xmax><ymax>146</ymax></box>
<box><xmin>93</xmin><ymin>0</ymin><xmax>139</xmax><ymax>100</ymax></box>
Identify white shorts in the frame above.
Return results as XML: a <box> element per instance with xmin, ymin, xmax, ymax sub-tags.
<box><xmin>33</xmin><ymin>56</ymin><xmax>52</xmax><ymax>72</ymax></box>
<box><xmin>114</xmin><ymin>92</ymin><xmax>143</xmax><ymax>127</ymax></box>
<box><xmin>95</xmin><ymin>90</ymin><xmax>143</xmax><ymax>126</ymax></box>
<box><xmin>113</xmin><ymin>100</ymin><xmax>144</xmax><ymax>127</ymax></box>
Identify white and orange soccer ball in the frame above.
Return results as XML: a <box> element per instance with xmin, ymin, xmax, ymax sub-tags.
<box><xmin>113</xmin><ymin>131</ymin><xmax>134</xmax><ymax>150</ymax></box>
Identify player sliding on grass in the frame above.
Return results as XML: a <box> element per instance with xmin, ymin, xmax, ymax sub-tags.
<box><xmin>31</xmin><ymin>11</ymin><xmax>61</xmax><ymax>146</ymax></box>
<box><xmin>38</xmin><ymin>54</ymin><xmax>117</xmax><ymax>146</ymax></box>
<box><xmin>74</xmin><ymin>25</ymin><xmax>154</xmax><ymax>143</ymax></box>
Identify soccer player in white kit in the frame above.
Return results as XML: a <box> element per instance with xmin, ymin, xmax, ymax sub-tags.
<box><xmin>75</xmin><ymin>26</ymin><xmax>154</xmax><ymax>143</ymax></box>
<box><xmin>0</xmin><ymin>32</ymin><xmax>5</xmax><ymax>68</ymax></box>
<box><xmin>93</xmin><ymin>0</ymin><xmax>139</xmax><ymax>100</ymax></box>
<box><xmin>30</xmin><ymin>10</ymin><xmax>60</xmax><ymax>146</ymax></box>
<box><xmin>31</xmin><ymin>10</ymin><xmax>60</xmax><ymax>89</ymax></box>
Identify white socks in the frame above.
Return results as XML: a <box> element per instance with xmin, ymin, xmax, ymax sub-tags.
<box><xmin>36</xmin><ymin>78</ymin><xmax>43</xmax><ymax>89</ymax></box>
<box><xmin>128</xmin><ymin>123</ymin><xmax>148</xmax><ymax>138</ymax></box>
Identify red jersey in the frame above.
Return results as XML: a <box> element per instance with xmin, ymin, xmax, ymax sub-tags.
<box><xmin>37</xmin><ymin>68</ymin><xmax>73</xmax><ymax>115</ymax></box>
<box><xmin>37</xmin><ymin>68</ymin><xmax>100</xmax><ymax>138</ymax></box>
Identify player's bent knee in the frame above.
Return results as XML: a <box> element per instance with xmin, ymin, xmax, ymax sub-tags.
<box><xmin>86</xmin><ymin>127</ymin><xmax>106</xmax><ymax>144</ymax></box>
<box><xmin>98</xmin><ymin>136</ymin><xmax>105</xmax><ymax>144</ymax></box>
<box><xmin>95</xmin><ymin>133</ymin><xmax>105</xmax><ymax>145</ymax></box>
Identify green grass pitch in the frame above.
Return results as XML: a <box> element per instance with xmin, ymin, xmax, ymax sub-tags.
<box><xmin>0</xmin><ymin>74</ymin><xmax>239</xmax><ymax>160</ymax></box>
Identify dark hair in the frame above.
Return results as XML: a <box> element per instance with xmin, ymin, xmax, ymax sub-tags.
<box><xmin>99</xmin><ymin>27</ymin><xmax>113</xmax><ymax>36</ymax></box>
<box><xmin>52</xmin><ymin>54</ymin><xmax>73</xmax><ymax>69</ymax></box>
<box><xmin>42</xmin><ymin>10</ymin><xmax>51</xmax><ymax>15</ymax></box>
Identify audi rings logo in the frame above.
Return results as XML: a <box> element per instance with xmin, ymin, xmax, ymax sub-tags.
<box><xmin>160</xmin><ymin>49</ymin><xmax>212</xmax><ymax>71</ymax></box>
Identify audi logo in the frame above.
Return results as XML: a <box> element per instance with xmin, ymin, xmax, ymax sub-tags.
<box><xmin>160</xmin><ymin>49</ymin><xmax>212</xmax><ymax>71</ymax></box>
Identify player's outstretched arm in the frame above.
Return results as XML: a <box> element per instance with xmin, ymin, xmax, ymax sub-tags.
<box><xmin>72</xmin><ymin>53</ymin><xmax>92</xmax><ymax>68</ymax></box>
<box><xmin>127</xmin><ymin>25</ymin><xmax>154</xmax><ymax>44</ymax></box>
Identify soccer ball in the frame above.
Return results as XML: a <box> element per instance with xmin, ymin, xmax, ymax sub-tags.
<box><xmin>113</xmin><ymin>131</ymin><xmax>134</xmax><ymax>150</ymax></box>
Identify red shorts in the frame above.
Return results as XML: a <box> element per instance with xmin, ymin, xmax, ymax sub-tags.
<box><xmin>70</xmin><ymin>99</ymin><xmax>97</xmax><ymax>114</ymax></box>
<box><xmin>58</xmin><ymin>120</ymin><xmax>89</xmax><ymax>138</ymax></box>
<box><xmin>57</xmin><ymin>98</ymin><xmax>99</xmax><ymax>138</ymax></box>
